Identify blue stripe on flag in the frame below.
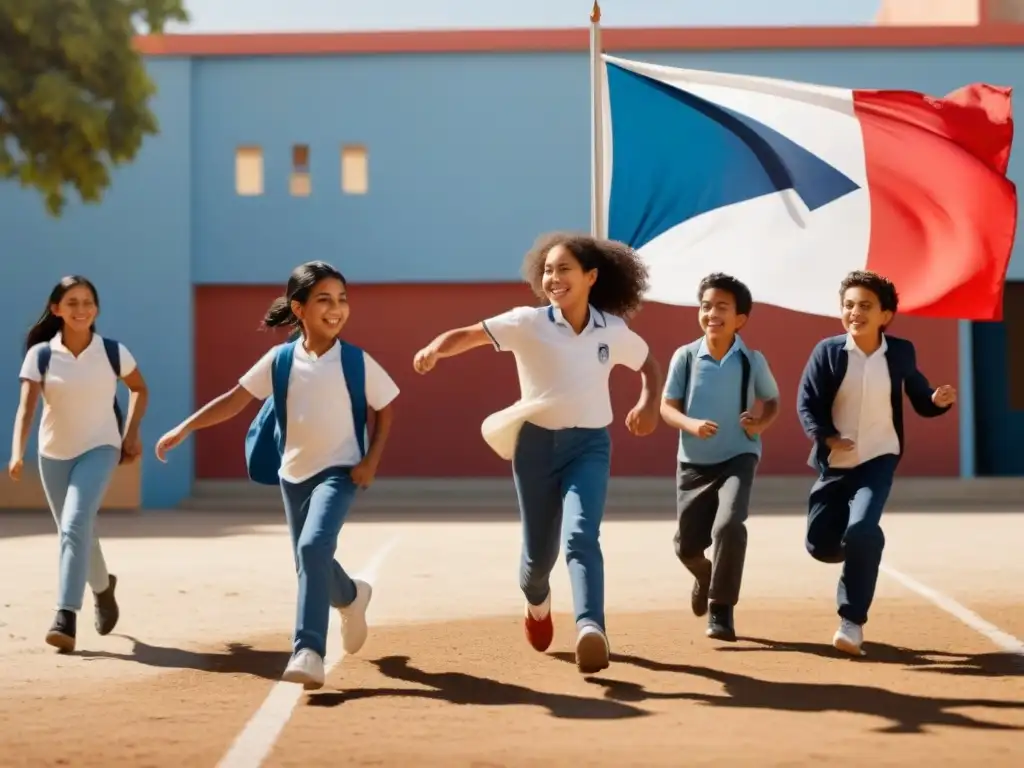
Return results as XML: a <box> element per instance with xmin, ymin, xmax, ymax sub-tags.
<box><xmin>605</xmin><ymin>63</ymin><xmax>860</xmax><ymax>249</ymax></box>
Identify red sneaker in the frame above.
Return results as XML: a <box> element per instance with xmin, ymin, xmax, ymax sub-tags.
<box><xmin>524</xmin><ymin>596</ymin><xmax>553</xmax><ymax>652</ymax></box>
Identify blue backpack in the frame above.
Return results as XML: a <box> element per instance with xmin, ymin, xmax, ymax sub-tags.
<box><xmin>244</xmin><ymin>339</ymin><xmax>368</xmax><ymax>486</ymax></box>
<box><xmin>36</xmin><ymin>337</ymin><xmax>125</xmax><ymax>436</ymax></box>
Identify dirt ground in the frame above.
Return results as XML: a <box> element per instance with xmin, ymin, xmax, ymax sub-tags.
<box><xmin>1</xmin><ymin>509</ymin><xmax>1022</xmax><ymax>767</ymax></box>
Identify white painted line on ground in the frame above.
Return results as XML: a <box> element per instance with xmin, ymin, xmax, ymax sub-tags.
<box><xmin>216</xmin><ymin>536</ymin><xmax>401</xmax><ymax>768</ymax></box>
<box><xmin>881</xmin><ymin>563</ymin><xmax>1024</xmax><ymax>656</ymax></box>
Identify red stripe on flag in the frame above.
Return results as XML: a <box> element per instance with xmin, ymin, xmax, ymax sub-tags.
<box><xmin>854</xmin><ymin>84</ymin><xmax>1017</xmax><ymax>321</ymax></box>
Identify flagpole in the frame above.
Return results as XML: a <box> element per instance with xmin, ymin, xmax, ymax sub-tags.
<box><xmin>590</xmin><ymin>1</ymin><xmax>604</xmax><ymax>238</ymax></box>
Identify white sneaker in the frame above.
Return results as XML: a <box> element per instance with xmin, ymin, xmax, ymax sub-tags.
<box><xmin>574</xmin><ymin>624</ymin><xmax>610</xmax><ymax>674</ymax></box>
<box><xmin>281</xmin><ymin>648</ymin><xmax>325</xmax><ymax>690</ymax></box>
<box><xmin>832</xmin><ymin>618</ymin><xmax>865</xmax><ymax>656</ymax></box>
<box><xmin>338</xmin><ymin>579</ymin><xmax>373</xmax><ymax>655</ymax></box>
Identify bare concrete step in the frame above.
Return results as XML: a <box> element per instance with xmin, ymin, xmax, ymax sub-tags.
<box><xmin>179</xmin><ymin>477</ymin><xmax>1024</xmax><ymax>513</ymax></box>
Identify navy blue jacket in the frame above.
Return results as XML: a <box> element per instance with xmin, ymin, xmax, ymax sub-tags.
<box><xmin>796</xmin><ymin>334</ymin><xmax>951</xmax><ymax>472</ymax></box>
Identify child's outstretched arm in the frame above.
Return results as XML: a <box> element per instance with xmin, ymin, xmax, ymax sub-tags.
<box><xmin>903</xmin><ymin>342</ymin><xmax>956</xmax><ymax>417</ymax></box>
<box><xmin>155</xmin><ymin>385</ymin><xmax>256</xmax><ymax>462</ymax></box>
<box><xmin>413</xmin><ymin>323</ymin><xmax>494</xmax><ymax>374</ymax></box>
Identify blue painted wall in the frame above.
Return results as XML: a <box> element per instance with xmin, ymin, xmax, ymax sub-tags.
<box><xmin>187</xmin><ymin>46</ymin><xmax>1024</xmax><ymax>285</ymax></box>
<box><xmin>1</xmin><ymin>45</ymin><xmax>1021</xmax><ymax>507</ymax></box>
<box><xmin>0</xmin><ymin>58</ymin><xmax>194</xmax><ymax>508</ymax></box>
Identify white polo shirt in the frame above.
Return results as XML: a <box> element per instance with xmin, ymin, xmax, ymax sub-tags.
<box><xmin>482</xmin><ymin>305</ymin><xmax>649</xmax><ymax>430</ymax></box>
<box><xmin>829</xmin><ymin>333</ymin><xmax>901</xmax><ymax>469</ymax></box>
<box><xmin>19</xmin><ymin>334</ymin><xmax>137</xmax><ymax>461</ymax></box>
<box><xmin>239</xmin><ymin>340</ymin><xmax>399</xmax><ymax>484</ymax></box>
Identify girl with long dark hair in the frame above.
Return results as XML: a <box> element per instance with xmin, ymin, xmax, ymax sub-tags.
<box><xmin>9</xmin><ymin>275</ymin><xmax>149</xmax><ymax>652</ymax></box>
<box><xmin>154</xmin><ymin>261</ymin><xmax>400</xmax><ymax>690</ymax></box>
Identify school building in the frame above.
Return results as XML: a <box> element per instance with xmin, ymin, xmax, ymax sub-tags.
<box><xmin>1</xmin><ymin>24</ymin><xmax>1023</xmax><ymax>511</ymax></box>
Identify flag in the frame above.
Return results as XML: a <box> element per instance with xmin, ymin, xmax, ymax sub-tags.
<box><xmin>597</xmin><ymin>55</ymin><xmax>1017</xmax><ymax>320</ymax></box>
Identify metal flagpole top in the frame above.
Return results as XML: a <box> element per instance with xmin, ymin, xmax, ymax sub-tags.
<box><xmin>590</xmin><ymin>1</ymin><xmax>601</xmax><ymax>23</ymax></box>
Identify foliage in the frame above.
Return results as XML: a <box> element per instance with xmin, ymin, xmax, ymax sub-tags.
<box><xmin>0</xmin><ymin>0</ymin><xmax>189</xmax><ymax>215</ymax></box>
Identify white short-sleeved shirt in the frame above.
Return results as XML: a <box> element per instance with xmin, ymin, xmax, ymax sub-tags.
<box><xmin>481</xmin><ymin>304</ymin><xmax>649</xmax><ymax>430</ymax></box>
<box><xmin>19</xmin><ymin>333</ymin><xmax>137</xmax><ymax>460</ymax></box>
<box><xmin>239</xmin><ymin>340</ymin><xmax>400</xmax><ymax>484</ymax></box>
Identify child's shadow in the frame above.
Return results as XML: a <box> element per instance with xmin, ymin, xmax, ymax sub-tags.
<box><xmin>307</xmin><ymin>654</ymin><xmax>647</xmax><ymax>720</ymax></box>
<box><xmin>719</xmin><ymin>636</ymin><xmax>1024</xmax><ymax>677</ymax></box>
<box><xmin>76</xmin><ymin>634</ymin><xmax>290</xmax><ymax>681</ymax></box>
<box><xmin>551</xmin><ymin>651</ymin><xmax>1024</xmax><ymax>734</ymax></box>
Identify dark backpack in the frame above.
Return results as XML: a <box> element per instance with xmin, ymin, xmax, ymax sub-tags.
<box><xmin>676</xmin><ymin>339</ymin><xmax>752</xmax><ymax>415</ymax></box>
<box><xmin>36</xmin><ymin>338</ymin><xmax>125</xmax><ymax>436</ymax></box>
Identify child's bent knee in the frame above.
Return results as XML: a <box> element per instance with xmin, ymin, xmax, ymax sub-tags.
<box><xmin>806</xmin><ymin>538</ymin><xmax>844</xmax><ymax>564</ymax></box>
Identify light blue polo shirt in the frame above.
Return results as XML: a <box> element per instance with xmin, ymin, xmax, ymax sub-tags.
<box><xmin>663</xmin><ymin>335</ymin><xmax>779</xmax><ymax>466</ymax></box>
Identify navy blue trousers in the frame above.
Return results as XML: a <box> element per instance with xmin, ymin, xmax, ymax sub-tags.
<box><xmin>805</xmin><ymin>453</ymin><xmax>898</xmax><ymax>626</ymax></box>
<box><xmin>512</xmin><ymin>421</ymin><xmax>611</xmax><ymax>631</ymax></box>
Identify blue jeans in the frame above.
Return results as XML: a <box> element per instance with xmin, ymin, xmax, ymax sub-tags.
<box><xmin>38</xmin><ymin>446</ymin><xmax>120</xmax><ymax>612</ymax></box>
<box><xmin>279</xmin><ymin>467</ymin><xmax>359</xmax><ymax>658</ymax></box>
<box><xmin>805</xmin><ymin>453</ymin><xmax>898</xmax><ymax>626</ymax></box>
<box><xmin>512</xmin><ymin>422</ymin><xmax>611</xmax><ymax>631</ymax></box>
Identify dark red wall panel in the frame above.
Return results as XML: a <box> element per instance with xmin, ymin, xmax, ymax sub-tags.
<box><xmin>194</xmin><ymin>284</ymin><xmax>960</xmax><ymax>479</ymax></box>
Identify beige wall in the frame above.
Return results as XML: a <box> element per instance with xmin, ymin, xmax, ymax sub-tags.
<box><xmin>0</xmin><ymin>461</ymin><xmax>141</xmax><ymax>511</ymax></box>
<box><xmin>875</xmin><ymin>0</ymin><xmax>981</xmax><ymax>24</ymax></box>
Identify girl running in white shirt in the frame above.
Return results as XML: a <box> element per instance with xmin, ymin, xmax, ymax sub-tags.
<box><xmin>413</xmin><ymin>233</ymin><xmax>662</xmax><ymax>674</ymax></box>
<box><xmin>155</xmin><ymin>261</ymin><xmax>399</xmax><ymax>690</ymax></box>
<box><xmin>9</xmin><ymin>275</ymin><xmax>149</xmax><ymax>652</ymax></box>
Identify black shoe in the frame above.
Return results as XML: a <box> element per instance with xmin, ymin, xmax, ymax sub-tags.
<box><xmin>690</xmin><ymin>558</ymin><xmax>712</xmax><ymax>617</ymax></box>
<box><xmin>94</xmin><ymin>574</ymin><xmax>120</xmax><ymax>636</ymax></box>
<box><xmin>45</xmin><ymin>609</ymin><xmax>77</xmax><ymax>653</ymax></box>
<box><xmin>706</xmin><ymin>603</ymin><xmax>737</xmax><ymax>642</ymax></box>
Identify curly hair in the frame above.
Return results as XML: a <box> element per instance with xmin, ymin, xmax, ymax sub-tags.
<box><xmin>839</xmin><ymin>270</ymin><xmax>899</xmax><ymax>313</ymax></box>
<box><xmin>520</xmin><ymin>232</ymin><xmax>650</xmax><ymax>317</ymax></box>
<box><xmin>697</xmin><ymin>272</ymin><xmax>753</xmax><ymax>316</ymax></box>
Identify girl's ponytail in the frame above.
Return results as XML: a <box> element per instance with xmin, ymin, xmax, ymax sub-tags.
<box><xmin>262</xmin><ymin>296</ymin><xmax>297</xmax><ymax>329</ymax></box>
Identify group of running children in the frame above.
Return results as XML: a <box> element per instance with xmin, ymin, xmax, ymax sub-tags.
<box><xmin>7</xmin><ymin>232</ymin><xmax>957</xmax><ymax>690</ymax></box>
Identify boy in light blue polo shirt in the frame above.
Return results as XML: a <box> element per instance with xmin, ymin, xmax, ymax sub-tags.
<box><xmin>660</xmin><ymin>273</ymin><xmax>780</xmax><ymax>642</ymax></box>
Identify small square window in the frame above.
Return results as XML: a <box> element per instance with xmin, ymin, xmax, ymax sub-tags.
<box><xmin>341</xmin><ymin>145</ymin><xmax>368</xmax><ymax>195</ymax></box>
<box><xmin>290</xmin><ymin>144</ymin><xmax>311</xmax><ymax>197</ymax></box>
<box><xmin>235</xmin><ymin>146</ymin><xmax>263</xmax><ymax>196</ymax></box>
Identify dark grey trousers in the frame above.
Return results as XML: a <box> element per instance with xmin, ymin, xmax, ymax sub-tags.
<box><xmin>674</xmin><ymin>453</ymin><xmax>759</xmax><ymax>607</ymax></box>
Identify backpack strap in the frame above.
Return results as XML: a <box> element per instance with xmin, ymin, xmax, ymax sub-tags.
<box><xmin>270</xmin><ymin>342</ymin><xmax>297</xmax><ymax>450</ymax></box>
<box><xmin>678</xmin><ymin>340</ymin><xmax>703</xmax><ymax>414</ymax></box>
<box><xmin>36</xmin><ymin>343</ymin><xmax>52</xmax><ymax>380</ymax></box>
<box><xmin>681</xmin><ymin>341</ymin><xmax>752</xmax><ymax>414</ymax></box>
<box><xmin>740</xmin><ymin>349</ymin><xmax>751</xmax><ymax>413</ymax></box>
<box><xmin>340</xmin><ymin>341</ymin><xmax>368</xmax><ymax>457</ymax></box>
<box><xmin>101</xmin><ymin>337</ymin><xmax>122</xmax><ymax>377</ymax></box>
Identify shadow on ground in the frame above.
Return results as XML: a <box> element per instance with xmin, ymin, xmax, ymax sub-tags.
<box><xmin>75</xmin><ymin>634</ymin><xmax>291</xmax><ymax>681</ymax></box>
<box><xmin>549</xmin><ymin>651</ymin><xmax>1024</xmax><ymax>734</ymax></box>
<box><xmin>306</xmin><ymin>654</ymin><xmax>647</xmax><ymax>720</ymax></box>
<box><xmin>718</xmin><ymin>635</ymin><xmax>1024</xmax><ymax>677</ymax></box>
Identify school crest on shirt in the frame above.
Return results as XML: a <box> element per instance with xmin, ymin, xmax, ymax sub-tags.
<box><xmin>597</xmin><ymin>343</ymin><xmax>610</xmax><ymax>364</ymax></box>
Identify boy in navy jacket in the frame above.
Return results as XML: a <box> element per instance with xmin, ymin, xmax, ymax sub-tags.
<box><xmin>796</xmin><ymin>270</ymin><xmax>956</xmax><ymax>657</ymax></box>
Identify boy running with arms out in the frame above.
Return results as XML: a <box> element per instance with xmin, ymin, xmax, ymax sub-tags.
<box><xmin>797</xmin><ymin>270</ymin><xmax>956</xmax><ymax>656</ymax></box>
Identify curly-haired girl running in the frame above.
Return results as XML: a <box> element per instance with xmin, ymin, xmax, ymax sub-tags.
<box><xmin>413</xmin><ymin>232</ymin><xmax>663</xmax><ymax>673</ymax></box>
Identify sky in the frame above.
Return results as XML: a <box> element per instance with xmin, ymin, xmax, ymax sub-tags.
<box><xmin>165</xmin><ymin>0</ymin><xmax>883</xmax><ymax>33</ymax></box>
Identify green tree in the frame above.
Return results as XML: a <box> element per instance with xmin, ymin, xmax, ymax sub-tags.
<box><xmin>0</xmin><ymin>0</ymin><xmax>189</xmax><ymax>216</ymax></box>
